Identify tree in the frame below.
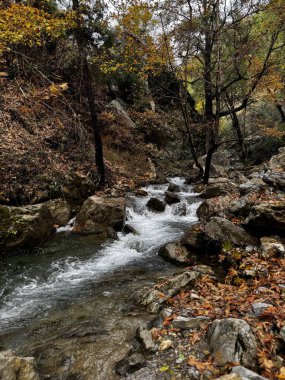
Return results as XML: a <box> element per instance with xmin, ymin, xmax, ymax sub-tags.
<box><xmin>72</xmin><ymin>0</ymin><xmax>105</xmax><ymax>185</ymax></box>
<box><xmin>159</xmin><ymin>0</ymin><xmax>285</xmax><ymax>182</ymax></box>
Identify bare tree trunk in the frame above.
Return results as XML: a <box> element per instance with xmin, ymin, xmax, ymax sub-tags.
<box><xmin>276</xmin><ymin>104</ymin><xmax>285</xmax><ymax>122</ymax></box>
<box><xmin>72</xmin><ymin>0</ymin><xmax>105</xmax><ymax>186</ymax></box>
<box><xmin>230</xmin><ymin>108</ymin><xmax>246</xmax><ymax>160</ymax></box>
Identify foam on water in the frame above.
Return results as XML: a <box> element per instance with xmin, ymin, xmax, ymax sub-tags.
<box><xmin>0</xmin><ymin>178</ymin><xmax>200</xmax><ymax>331</ymax></box>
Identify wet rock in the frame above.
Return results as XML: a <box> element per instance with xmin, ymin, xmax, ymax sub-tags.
<box><xmin>0</xmin><ymin>203</ymin><xmax>54</xmax><ymax>248</ymax></box>
<box><xmin>0</xmin><ymin>350</ymin><xmax>40</xmax><ymax>380</ymax></box>
<box><xmin>137</xmin><ymin>326</ymin><xmax>156</xmax><ymax>351</ymax></box>
<box><xmin>146</xmin><ymin>197</ymin><xmax>166</xmax><ymax>212</ymax></box>
<box><xmin>134</xmin><ymin>189</ymin><xmax>148</xmax><ymax>197</ymax></box>
<box><xmin>180</xmin><ymin>223</ymin><xmax>207</xmax><ymax>252</ymax></box>
<box><xmin>172</xmin><ymin>316</ymin><xmax>210</xmax><ymax>329</ymax></box>
<box><xmin>165</xmin><ymin>191</ymin><xmax>180</xmax><ymax>205</ymax></box>
<box><xmin>239</xmin><ymin>179</ymin><xmax>266</xmax><ymax>195</ymax></box>
<box><xmin>167</xmin><ymin>183</ymin><xmax>181</xmax><ymax>192</ymax></box>
<box><xmin>208</xmin><ymin>318</ymin><xmax>257</xmax><ymax>368</ymax></box>
<box><xmin>74</xmin><ymin>196</ymin><xmax>125</xmax><ymax>235</ymax></box>
<box><xmin>243</xmin><ymin>203</ymin><xmax>285</xmax><ymax>235</ymax></box>
<box><xmin>124</xmin><ymin>224</ymin><xmax>140</xmax><ymax>235</ymax></box>
<box><xmin>252</xmin><ymin>302</ymin><xmax>272</xmax><ymax>317</ymax></box>
<box><xmin>158</xmin><ymin>242</ymin><xmax>191</xmax><ymax>265</ymax></box>
<box><xmin>260</xmin><ymin>236</ymin><xmax>285</xmax><ymax>257</ymax></box>
<box><xmin>231</xmin><ymin>366</ymin><xmax>268</xmax><ymax>380</ymax></box>
<box><xmin>46</xmin><ymin>199</ymin><xmax>72</xmax><ymax>226</ymax></box>
<box><xmin>205</xmin><ymin>217</ymin><xmax>256</xmax><ymax>246</ymax></box>
<box><xmin>115</xmin><ymin>353</ymin><xmax>146</xmax><ymax>376</ymax></box>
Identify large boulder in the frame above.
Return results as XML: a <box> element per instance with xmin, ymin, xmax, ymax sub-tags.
<box><xmin>0</xmin><ymin>351</ymin><xmax>40</xmax><ymax>380</ymax></box>
<box><xmin>208</xmin><ymin>318</ymin><xmax>257</xmax><ymax>369</ymax></box>
<box><xmin>239</xmin><ymin>179</ymin><xmax>266</xmax><ymax>195</ymax></box>
<box><xmin>158</xmin><ymin>242</ymin><xmax>191</xmax><ymax>265</ymax></box>
<box><xmin>46</xmin><ymin>199</ymin><xmax>72</xmax><ymax>226</ymax></box>
<box><xmin>205</xmin><ymin>217</ymin><xmax>256</xmax><ymax>246</ymax></box>
<box><xmin>74</xmin><ymin>196</ymin><xmax>125</xmax><ymax>235</ymax></box>
<box><xmin>243</xmin><ymin>202</ymin><xmax>285</xmax><ymax>236</ymax></box>
<box><xmin>0</xmin><ymin>203</ymin><xmax>54</xmax><ymax>248</ymax></box>
<box><xmin>201</xmin><ymin>181</ymin><xmax>237</xmax><ymax>199</ymax></box>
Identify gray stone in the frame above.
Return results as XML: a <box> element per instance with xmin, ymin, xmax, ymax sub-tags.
<box><xmin>231</xmin><ymin>366</ymin><xmax>268</xmax><ymax>380</ymax></box>
<box><xmin>138</xmin><ymin>270</ymin><xmax>201</xmax><ymax>313</ymax></box>
<box><xmin>239</xmin><ymin>179</ymin><xmax>266</xmax><ymax>195</ymax></box>
<box><xmin>172</xmin><ymin>316</ymin><xmax>210</xmax><ymax>329</ymax></box>
<box><xmin>205</xmin><ymin>217</ymin><xmax>256</xmax><ymax>246</ymax></box>
<box><xmin>146</xmin><ymin>197</ymin><xmax>166</xmax><ymax>212</ymax></box>
<box><xmin>263</xmin><ymin>172</ymin><xmax>285</xmax><ymax>191</ymax></box>
<box><xmin>137</xmin><ymin>327</ymin><xmax>155</xmax><ymax>351</ymax></box>
<box><xmin>252</xmin><ymin>302</ymin><xmax>272</xmax><ymax>317</ymax></box>
<box><xmin>109</xmin><ymin>99</ymin><xmax>136</xmax><ymax>129</ymax></box>
<box><xmin>201</xmin><ymin>181</ymin><xmax>237</xmax><ymax>199</ymax></box>
<box><xmin>74</xmin><ymin>196</ymin><xmax>125</xmax><ymax>235</ymax></box>
<box><xmin>208</xmin><ymin>318</ymin><xmax>257</xmax><ymax>368</ymax></box>
<box><xmin>0</xmin><ymin>351</ymin><xmax>40</xmax><ymax>380</ymax></box>
<box><xmin>158</xmin><ymin>242</ymin><xmax>191</xmax><ymax>265</ymax></box>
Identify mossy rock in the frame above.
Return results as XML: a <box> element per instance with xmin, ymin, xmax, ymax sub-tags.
<box><xmin>0</xmin><ymin>204</ymin><xmax>54</xmax><ymax>248</ymax></box>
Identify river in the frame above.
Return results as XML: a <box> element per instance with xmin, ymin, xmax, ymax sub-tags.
<box><xmin>0</xmin><ymin>178</ymin><xmax>201</xmax><ymax>379</ymax></box>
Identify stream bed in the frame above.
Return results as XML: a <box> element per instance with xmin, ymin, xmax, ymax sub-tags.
<box><xmin>0</xmin><ymin>178</ymin><xmax>201</xmax><ymax>379</ymax></box>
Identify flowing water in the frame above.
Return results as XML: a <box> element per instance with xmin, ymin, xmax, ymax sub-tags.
<box><xmin>0</xmin><ymin>178</ymin><xmax>201</xmax><ymax>379</ymax></box>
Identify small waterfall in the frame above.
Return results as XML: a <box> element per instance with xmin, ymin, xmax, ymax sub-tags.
<box><xmin>0</xmin><ymin>178</ymin><xmax>200</xmax><ymax>332</ymax></box>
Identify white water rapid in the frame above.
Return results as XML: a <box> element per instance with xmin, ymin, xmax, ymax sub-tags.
<box><xmin>0</xmin><ymin>178</ymin><xmax>200</xmax><ymax>332</ymax></box>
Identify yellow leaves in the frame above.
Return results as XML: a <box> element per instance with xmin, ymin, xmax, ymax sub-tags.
<box><xmin>276</xmin><ymin>367</ymin><xmax>285</xmax><ymax>379</ymax></box>
<box><xmin>49</xmin><ymin>83</ymin><xmax>68</xmax><ymax>97</ymax></box>
<box><xmin>0</xmin><ymin>4</ymin><xmax>76</xmax><ymax>53</ymax></box>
